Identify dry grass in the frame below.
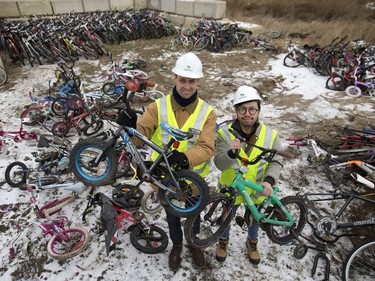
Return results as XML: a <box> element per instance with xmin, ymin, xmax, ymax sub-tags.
<box><xmin>226</xmin><ymin>0</ymin><xmax>375</xmax><ymax>44</ymax></box>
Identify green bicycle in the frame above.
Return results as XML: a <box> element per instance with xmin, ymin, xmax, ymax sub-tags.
<box><xmin>184</xmin><ymin>131</ymin><xmax>307</xmax><ymax>248</ymax></box>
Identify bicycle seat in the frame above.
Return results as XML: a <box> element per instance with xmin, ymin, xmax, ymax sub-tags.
<box><xmin>64</xmin><ymin>182</ymin><xmax>86</xmax><ymax>194</ymax></box>
<box><xmin>160</xmin><ymin>122</ymin><xmax>199</xmax><ymax>141</ymax></box>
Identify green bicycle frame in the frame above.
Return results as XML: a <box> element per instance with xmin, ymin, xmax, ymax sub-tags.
<box><xmin>231</xmin><ymin>170</ymin><xmax>295</xmax><ymax>227</ymax></box>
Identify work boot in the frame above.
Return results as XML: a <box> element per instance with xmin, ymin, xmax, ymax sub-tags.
<box><xmin>169</xmin><ymin>244</ymin><xmax>182</xmax><ymax>271</ymax></box>
<box><xmin>189</xmin><ymin>246</ymin><xmax>205</xmax><ymax>268</ymax></box>
<box><xmin>246</xmin><ymin>238</ymin><xmax>260</xmax><ymax>265</ymax></box>
<box><xmin>216</xmin><ymin>239</ymin><xmax>229</xmax><ymax>262</ymax></box>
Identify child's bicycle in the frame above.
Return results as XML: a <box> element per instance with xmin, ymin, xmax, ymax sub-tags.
<box><xmin>0</xmin><ymin>122</ymin><xmax>40</xmax><ymax>157</ymax></box>
<box><xmin>183</xmin><ymin>130</ymin><xmax>307</xmax><ymax>248</ymax></box>
<box><xmin>82</xmin><ymin>186</ymin><xmax>168</xmax><ymax>255</ymax></box>
<box><xmin>69</xmin><ymin>108</ymin><xmax>210</xmax><ymax>218</ymax></box>
<box><xmin>6</xmin><ymin>179</ymin><xmax>89</xmax><ymax>261</ymax></box>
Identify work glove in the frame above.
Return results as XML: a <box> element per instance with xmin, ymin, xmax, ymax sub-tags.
<box><xmin>167</xmin><ymin>150</ymin><xmax>189</xmax><ymax>169</ymax></box>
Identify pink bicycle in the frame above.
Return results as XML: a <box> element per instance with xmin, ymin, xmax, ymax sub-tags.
<box><xmin>6</xmin><ymin>181</ymin><xmax>90</xmax><ymax>261</ymax></box>
<box><xmin>0</xmin><ymin>123</ymin><xmax>40</xmax><ymax>157</ymax></box>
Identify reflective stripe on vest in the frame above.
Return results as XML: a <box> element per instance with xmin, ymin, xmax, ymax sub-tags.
<box><xmin>151</xmin><ymin>95</ymin><xmax>213</xmax><ymax>176</ymax></box>
<box><xmin>218</xmin><ymin>123</ymin><xmax>277</xmax><ymax>205</ymax></box>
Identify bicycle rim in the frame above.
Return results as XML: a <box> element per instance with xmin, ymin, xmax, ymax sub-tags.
<box><xmin>47</xmin><ymin>227</ymin><xmax>90</xmax><ymax>260</ymax></box>
<box><xmin>343</xmin><ymin>240</ymin><xmax>375</xmax><ymax>281</ymax></box>
<box><xmin>159</xmin><ymin>169</ymin><xmax>209</xmax><ymax>218</ymax></box>
<box><xmin>141</xmin><ymin>190</ymin><xmax>162</xmax><ymax>214</ymax></box>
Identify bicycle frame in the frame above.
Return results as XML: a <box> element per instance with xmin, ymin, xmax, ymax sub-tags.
<box><xmin>96</xmin><ymin>122</ymin><xmax>197</xmax><ymax>197</ymax></box>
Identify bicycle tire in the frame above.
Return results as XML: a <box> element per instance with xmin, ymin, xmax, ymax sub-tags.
<box><xmin>325</xmin><ymin>75</ymin><xmax>347</xmax><ymax>91</ymax></box>
<box><xmin>194</xmin><ymin>37</ymin><xmax>209</xmax><ymax>51</ymax></box>
<box><xmin>5</xmin><ymin>161</ymin><xmax>28</xmax><ymax>187</ymax></box>
<box><xmin>283</xmin><ymin>52</ymin><xmax>302</xmax><ymax>68</ymax></box>
<box><xmin>147</xmin><ymin>90</ymin><xmax>164</xmax><ymax>101</ymax></box>
<box><xmin>102</xmin><ymin>82</ymin><xmax>118</xmax><ymax>96</ymax></box>
<box><xmin>130</xmin><ymin>225</ymin><xmax>168</xmax><ymax>254</ymax></box>
<box><xmin>47</xmin><ymin>227</ymin><xmax>90</xmax><ymax>261</ymax></box>
<box><xmin>342</xmin><ymin>239</ymin><xmax>375</xmax><ymax>281</ymax></box>
<box><xmin>141</xmin><ymin>190</ymin><xmax>162</xmax><ymax>214</ymax></box>
<box><xmin>184</xmin><ymin>192</ymin><xmax>233</xmax><ymax>248</ymax></box>
<box><xmin>257</xmin><ymin>33</ymin><xmax>272</xmax><ymax>43</ymax></box>
<box><xmin>159</xmin><ymin>169</ymin><xmax>209</xmax><ymax>218</ymax></box>
<box><xmin>51</xmin><ymin>121</ymin><xmax>70</xmax><ymax>137</ymax></box>
<box><xmin>0</xmin><ymin>66</ymin><xmax>8</xmax><ymax>86</ymax></box>
<box><xmin>184</xmin><ymin>40</ymin><xmax>194</xmax><ymax>52</ymax></box>
<box><xmin>83</xmin><ymin>119</ymin><xmax>104</xmax><ymax>136</ymax></box>
<box><xmin>262</xmin><ymin>196</ymin><xmax>307</xmax><ymax>244</ymax></box>
<box><xmin>20</xmin><ymin>107</ymin><xmax>44</xmax><ymax>126</ymax></box>
<box><xmin>172</xmin><ymin>36</ymin><xmax>181</xmax><ymax>49</ymax></box>
<box><xmin>51</xmin><ymin>98</ymin><xmax>70</xmax><ymax>116</ymax></box>
<box><xmin>345</xmin><ymin>85</ymin><xmax>362</xmax><ymax>97</ymax></box>
<box><xmin>70</xmin><ymin>137</ymin><xmax>118</xmax><ymax>186</ymax></box>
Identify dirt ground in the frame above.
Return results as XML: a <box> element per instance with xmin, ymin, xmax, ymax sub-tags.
<box><xmin>1</xmin><ymin>34</ymin><xmax>374</xmax><ymax>281</ymax></box>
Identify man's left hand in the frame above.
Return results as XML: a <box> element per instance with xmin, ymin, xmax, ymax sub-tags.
<box><xmin>167</xmin><ymin>150</ymin><xmax>189</xmax><ymax>169</ymax></box>
<box><xmin>260</xmin><ymin>182</ymin><xmax>273</xmax><ymax>197</ymax></box>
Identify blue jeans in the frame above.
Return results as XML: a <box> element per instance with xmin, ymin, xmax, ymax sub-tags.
<box><xmin>220</xmin><ymin>205</ymin><xmax>259</xmax><ymax>240</ymax></box>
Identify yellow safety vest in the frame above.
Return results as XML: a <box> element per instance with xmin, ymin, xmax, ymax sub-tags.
<box><xmin>150</xmin><ymin>95</ymin><xmax>213</xmax><ymax>177</ymax></box>
<box><xmin>218</xmin><ymin>123</ymin><xmax>278</xmax><ymax>205</ymax></box>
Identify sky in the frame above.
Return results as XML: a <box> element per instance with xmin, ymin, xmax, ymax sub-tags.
<box><xmin>0</xmin><ymin>37</ymin><xmax>374</xmax><ymax>281</ymax></box>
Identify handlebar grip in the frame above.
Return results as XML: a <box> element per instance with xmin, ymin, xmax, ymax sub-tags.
<box><xmin>125</xmin><ymin>81</ymin><xmax>138</xmax><ymax>92</ymax></box>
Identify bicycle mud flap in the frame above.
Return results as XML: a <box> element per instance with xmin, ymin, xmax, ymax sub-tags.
<box><xmin>311</xmin><ymin>252</ymin><xmax>330</xmax><ymax>281</ymax></box>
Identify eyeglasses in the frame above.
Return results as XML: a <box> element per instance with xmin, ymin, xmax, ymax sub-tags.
<box><xmin>236</xmin><ymin>106</ymin><xmax>259</xmax><ymax>115</ymax></box>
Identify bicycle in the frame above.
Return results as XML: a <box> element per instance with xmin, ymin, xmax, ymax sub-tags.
<box><xmin>0</xmin><ymin>123</ymin><xmax>39</xmax><ymax>157</ymax></box>
<box><xmin>171</xmin><ymin>25</ymin><xmax>193</xmax><ymax>51</ymax></box>
<box><xmin>291</xmin><ymin>171</ymin><xmax>375</xmax><ymax>279</ymax></box>
<box><xmin>6</xmin><ymin>179</ymin><xmax>89</xmax><ymax>261</ymax></box>
<box><xmin>183</xmin><ymin>130</ymin><xmax>307</xmax><ymax>248</ymax></box>
<box><xmin>82</xmin><ymin>186</ymin><xmax>168</xmax><ymax>255</ymax></box>
<box><xmin>4</xmin><ymin>135</ymin><xmax>71</xmax><ymax>188</ymax></box>
<box><xmin>342</xmin><ymin>239</ymin><xmax>375</xmax><ymax>280</ymax></box>
<box><xmin>69</xmin><ymin>109</ymin><xmax>210</xmax><ymax>218</ymax></box>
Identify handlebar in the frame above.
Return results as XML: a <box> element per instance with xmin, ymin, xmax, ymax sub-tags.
<box><xmin>228</xmin><ymin>128</ymin><xmax>282</xmax><ymax>166</ymax></box>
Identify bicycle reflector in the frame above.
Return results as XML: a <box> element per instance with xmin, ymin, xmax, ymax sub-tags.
<box><xmin>173</xmin><ymin>141</ymin><xmax>180</xmax><ymax>149</ymax></box>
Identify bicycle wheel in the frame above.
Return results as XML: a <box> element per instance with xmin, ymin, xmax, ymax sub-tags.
<box><xmin>130</xmin><ymin>225</ymin><xmax>168</xmax><ymax>254</ymax></box>
<box><xmin>70</xmin><ymin>138</ymin><xmax>118</xmax><ymax>186</ymax></box>
<box><xmin>83</xmin><ymin>119</ymin><xmax>104</xmax><ymax>136</ymax></box>
<box><xmin>141</xmin><ymin>190</ymin><xmax>162</xmax><ymax>214</ymax></box>
<box><xmin>257</xmin><ymin>33</ymin><xmax>272</xmax><ymax>43</ymax></box>
<box><xmin>194</xmin><ymin>37</ymin><xmax>209</xmax><ymax>51</ymax></box>
<box><xmin>0</xmin><ymin>66</ymin><xmax>8</xmax><ymax>86</ymax></box>
<box><xmin>47</xmin><ymin>227</ymin><xmax>90</xmax><ymax>261</ymax></box>
<box><xmin>55</xmin><ymin>69</ymin><xmax>67</xmax><ymax>83</ymax></box>
<box><xmin>51</xmin><ymin>98</ymin><xmax>70</xmax><ymax>116</ymax></box>
<box><xmin>283</xmin><ymin>52</ymin><xmax>302</xmax><ymax>67</ymax></box>
<box><xmin>5</xmin><ymin>161</ymin><xmax>28</xmax><ymax>187</ymax></box>
<box><xmin>325</xmin><ymin>75</ymin><xmax>347</xmax><ymax>91</ymax></box>
<box><xmin>147</xmin><ymin>90</ymin><xmax>164</xmax><ymax>101</ymax></box>
<box><xmin>262</xmin><ymin>196</ymin><xmax>307</xmax><ymax>244</ymax></box>
<box><xmin>184</xmin><ymin>40</ymin><xmax>194</xmax><ymax>52</ymax></box>
<box><xmin>159</xmin><ymin>169</ymin><xmax>209</xmax><ymax>218</ymax></box>
<box><xmin>102</xmin><ymin>82</ymin><xmax>118</xmax><ymax>96</ymax></box>
<box><xmin>171</xmin><ymin>36</ymin><xmax>181</xmax><ymax>49</ymax></box>
<box><xmin>343</xmin><ymin>239</ymin><xmax>375</xmax><ymax>281</ymax></box>
<box><xmin>184</xmin><ymin>192</ymin><xmax>234</xmax><ymax>248</ymax></box>
<box><xmin>345</xmin><ymin>85</ymin><xmax>362</xmax><ymax>97</ymax></box>
<box><xmin>51</xmin><ymin>121</ymin><xmax>70</xmax><ymax>137</ymax></box>
<box><xmin>20</xmin><ymin>107</ymin><xmax>45</xmax><ymax>126</ymax></box>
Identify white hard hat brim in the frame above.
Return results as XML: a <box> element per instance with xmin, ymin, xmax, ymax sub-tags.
<box><xmin>172</xmin><ymin>69</ymin><xmax>204</xmax><ymax>79</ymax></box>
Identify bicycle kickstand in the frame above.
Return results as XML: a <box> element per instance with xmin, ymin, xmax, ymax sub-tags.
<box><xmin>311</xmin><ymin>252</ymin><xmax>330</xmax><ymax>281</ymax></box>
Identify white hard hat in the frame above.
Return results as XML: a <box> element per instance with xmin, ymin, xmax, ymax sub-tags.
<box><xmin>172</xmin><ymin>52</ymin><xmax>203</xmax><ymax>79</ymax></box>
<box><xmin>233</xmin><ymin>86</ymin><xmax>262</xmax><ymax>106</ymax></box>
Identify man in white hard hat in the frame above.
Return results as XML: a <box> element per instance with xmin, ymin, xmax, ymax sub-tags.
<box><xmin>134</xmin><ymin>52</ymin><xmax>216</xmax><ymax>270</ymax></box>
<box><xmin>214</xmin><ymin>85</ymin><xmax>283</xmax><ymax>265</ymax></box>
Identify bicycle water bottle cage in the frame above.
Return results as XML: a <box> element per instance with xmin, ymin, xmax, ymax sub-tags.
<box><xmin>160</xmin><ymin>122</ymin><xmax>197</xmax><ymax>141</ymax></box>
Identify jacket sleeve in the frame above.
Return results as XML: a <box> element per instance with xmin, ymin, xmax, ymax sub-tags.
<box><xmin>184</xmin><ymin>110</ymin><xmax>217</xmax><ymax>168</ymax></box>
<box><xmin>213</xmin><ymin>129</ymin><xmax>238</xmax><ymax>171</ymax></box>
<box><xmin>263</xmin><ymin>134</ymin><xmax>283</xmax><ymax>184</ymax></box>
<box><xmin>133</xmin><ymin>102</ymin><xmax>159</xmax><ymax>146</ymax></box>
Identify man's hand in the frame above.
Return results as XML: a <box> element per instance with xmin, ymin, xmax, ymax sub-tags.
<box><xmin>167</xmin><ymin>150</ymin><xmax>189</xmax><ymax>169</ymax></box>
<box><xmin>260</xmin><ymin>182</ymin><xmax>273</xmax><ymax>197</ymax></box>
